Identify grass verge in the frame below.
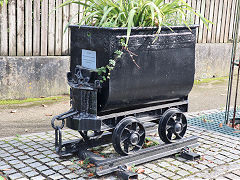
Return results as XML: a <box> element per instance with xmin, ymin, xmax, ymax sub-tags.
<box><xmin>0</xmin><ymin>96</ymin><xmax>68</xmax><ymax>105</ymax></box>
<box><xmin>194</xmin><ymin>76</ymin><xmax>228</xmax><ymax>85</ymax></box>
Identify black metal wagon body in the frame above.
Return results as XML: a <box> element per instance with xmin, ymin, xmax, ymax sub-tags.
<box><xmin>52</xmin><ymin>25</ymin><xmax>197</xmax><ymax>156</ymax></box>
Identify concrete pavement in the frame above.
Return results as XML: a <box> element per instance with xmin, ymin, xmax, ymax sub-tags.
<box><xmin>1</xmin><ymin>78</ymin><xmax>240</xmax><ymax>179</ymax></box>
<box><xmin>0</xmin><ymin>109</ymin><xmax>240</xmax><ymax>179</ymax></box>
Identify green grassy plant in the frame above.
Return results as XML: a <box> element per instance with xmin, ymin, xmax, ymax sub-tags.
<box><xmin>60</xmin><ymin>0</ymin><xmax>211</xmax><ymax>45</ymax></box>
<box><xmin>143</xmin><ymin>137</ymin><xmax>160</xmax><ymax>148</ymax></box>
<box><xmin>0</xmin><ymin>0</ymin><xmax>7</xmax><ymax>6</ymax></box>
<box><xmin>58</xmin><ymin>0</ymin><xmax>211</xmax><ymax>81</ymax></box>
<box><xmin>0</xmin><ymin>96</ymin><xmax>64</xmax><ymax>105</ymax></box>
<box><xmin>194</xmin><ymin>76</ymin><xmax>228</xmax><ymax>85</ymax></box>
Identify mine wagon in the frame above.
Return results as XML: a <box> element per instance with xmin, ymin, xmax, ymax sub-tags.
<box><xmin>52</xmin><ymin>25</ymin><xmax>197</xmax><ymax>158</ymax></box>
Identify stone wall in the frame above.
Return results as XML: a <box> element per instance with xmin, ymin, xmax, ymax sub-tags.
<box><xmin>0</xmin><ymin>56</ymin><xmax>69</xmax><ymax>99</ymax></box>
<box><xmin>195</xmin><ymin>43</ymin><xmax>238</xmax><ymax>80</ymax></box>
<box><xmin>0</xmin><ymin>43</ymin><xmax>236</xmax><ymax>99</ymax></box>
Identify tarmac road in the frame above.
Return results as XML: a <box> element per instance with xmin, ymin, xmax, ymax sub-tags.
<box><xmin>1</xmin><ymin>77</ymin><xmax>240</xmax><ymax>137</ymax></box>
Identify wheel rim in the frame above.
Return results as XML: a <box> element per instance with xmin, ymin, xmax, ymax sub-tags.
<box><xmin>158</xmin><ymin>108</ymin><xmax>187</xmax><ymax>143</ymax></box>
<box><xmin>112</xmin><ymin>117</ymin><xmax>145</xmax><ymax>156</ymax></box>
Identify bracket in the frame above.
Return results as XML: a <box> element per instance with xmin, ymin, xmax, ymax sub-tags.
<box><xmin>180</xmin><ymin>151</ymin><xmax>200</xmax><ymax>161</ymax></box>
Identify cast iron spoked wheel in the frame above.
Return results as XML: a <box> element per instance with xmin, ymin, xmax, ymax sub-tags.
<box><xmin>158</xmin><ymin>108</ymin><xmax>187</xmax><ymax>143</ymax></box>
<box><xmin>112</xmin><ymin>116</ymin><xmax>145</xmax><ymax>156</ymax></box>
<box><xmin>79</xmin><ymin>130</ymin><xmax>103</xmax><ymax>141</ymax></box>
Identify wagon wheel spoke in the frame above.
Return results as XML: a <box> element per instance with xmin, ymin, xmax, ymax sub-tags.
<box><xmin>131</xmin><ymin>122</ymin><xmax>137</xmax><ymax>131</ymax></box>
<box><xmin>168</xmin><ymin>118</ymin><xmax>176</xmax><ymax>126</ymax></box>
<box><xmin>169</xmin><ymin>117</ymin><xmax>175</xmax><ymax>122</ymax></box>
<box><xmin>166</xmin><ymin>118</ymin><xmax>174</xmax><ymax>131</ymax></box>
<box><xmin>121</xmin><ymin>134</ymin><xmax>130</xmax><ymax>143</ymax></box>
<box><xmin>167</xmin><ymin>129</ymin><xmax>173</xmax><ymax>140</ymax></box>
<box><xmin>177</xmin><ymin>118</ymin><xmax>182</xmax><ymax>124</ymax></box>
<box><xmin>124</xmin><ymin>142</ymin><xmax>129</xmax><ymax>153</ymax></box>
<box><xmin>176</xmin><ymin>134</ymin><xmax>183</xmax><ymax>139</ymax></box>
<box><xmin>134</xmin><ymin>144</ymin><xmax>142</xmax><ymax>148</ymax></box>
<box><xmin>138</xmin><ymin>130</ymin><xmax>145</xmax><ymax>137</ymax></box>
<box><xmin>176</xmin><ymin>113</ymin><xmax>183</xmax><ymax>121</ymax></box>
<box><xmin>123</xmin><ymin>128</ymin><xmax>131</xmax><ymax>134</ymax></box>
<box><xmin>166</xmin><ymin>125</ymin><xmax>173</xmax><ymax>131</ymax></box>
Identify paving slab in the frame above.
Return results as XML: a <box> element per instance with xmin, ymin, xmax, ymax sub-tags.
<box><xmin>0</xmin><ymin>110</ymin><xmax>240</xmax><ymax>179</ymax></box>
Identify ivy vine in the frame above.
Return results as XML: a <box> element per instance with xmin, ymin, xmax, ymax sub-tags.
<box><xmin>96</xmin><ymin>38</ymin><xmax>139</xmax><ymax>83</ymax></box>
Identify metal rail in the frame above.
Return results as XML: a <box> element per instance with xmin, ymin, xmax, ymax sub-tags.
<box><xmin>79</xmin><ymin>136</ymin><xmax>198</xmax><ymax>177</ymax></box>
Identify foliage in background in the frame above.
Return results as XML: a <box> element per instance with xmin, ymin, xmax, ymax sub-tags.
<box><xmin>0</xmin><ymin>0</ymin><xmax>7</xmax><ymax>6</ymax></box>
<box><xmin>60</xmin><ymin>0</ymin><xmax>211</xmax><ymax>45</ymax></box>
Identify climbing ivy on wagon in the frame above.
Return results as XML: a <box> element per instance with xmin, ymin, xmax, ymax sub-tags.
<box><xmin>96</xmin><ymin>38</ymin><xmax>139</xmax><ymax>82</ymax></box>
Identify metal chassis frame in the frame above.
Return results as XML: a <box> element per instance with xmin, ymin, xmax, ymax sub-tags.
<box><xmin>54</xmin><ymin>100</ymin><xmax>198</xmax><ymax>179</ymax></box>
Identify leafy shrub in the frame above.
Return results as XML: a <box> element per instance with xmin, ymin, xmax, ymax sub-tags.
<box><xmin>60</xmin><ymin>0</ymin><xmax>211</xmax><ymax>44</ymax></box>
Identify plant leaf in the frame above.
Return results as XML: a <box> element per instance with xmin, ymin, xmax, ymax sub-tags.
<box><xmin>126</xmin><ymin>8</ymin><xmax>137</xmax><ymax>46</ymax></box>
